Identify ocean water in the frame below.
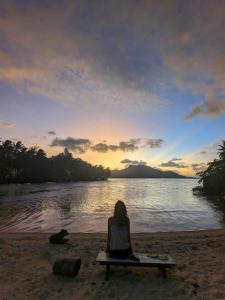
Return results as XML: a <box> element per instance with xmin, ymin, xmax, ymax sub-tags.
<box><xmin>0</xmin><ymin>178</ymin><xmax>224</xmax><ymax>233</ymax></box>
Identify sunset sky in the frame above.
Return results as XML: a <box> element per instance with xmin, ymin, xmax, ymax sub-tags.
<box><xmin>1</xmin><ymin>0</ymin><xmax>225</xmax><ymax>176</ymax></box>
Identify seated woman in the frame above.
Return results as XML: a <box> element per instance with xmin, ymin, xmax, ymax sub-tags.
<box><xmin>107</xmin><ymin>200</ymin><xmax>138</xmax><ymax>260</ymax></box>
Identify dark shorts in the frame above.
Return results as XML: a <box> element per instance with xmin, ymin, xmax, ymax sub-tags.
<box><xmin>109</xmin><ymin>247</ymin><xmax>132</xmax><ymax>259</ymax></box>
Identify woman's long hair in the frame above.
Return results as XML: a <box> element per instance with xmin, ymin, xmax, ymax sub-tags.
<box><xmin>113</xmin><ymin>200</ymin><xmax>128</xmax><ymax>226</ymax></box>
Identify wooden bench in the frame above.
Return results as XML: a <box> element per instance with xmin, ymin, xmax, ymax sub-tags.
<box><xmin>96</xmin><ymin>251</ymin><xmax>176</xmax><ymax>280</ymax></box>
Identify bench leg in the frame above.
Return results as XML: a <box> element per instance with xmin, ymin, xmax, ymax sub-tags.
<box><xmin>159</xmin><ymin>267</ymin><xmax>167</xmax><ymax>278</ymax></box>
<box><xmin>105</xmin><ymin>265</ymin><xmax>110</xmax><ymax>280</ymax></box>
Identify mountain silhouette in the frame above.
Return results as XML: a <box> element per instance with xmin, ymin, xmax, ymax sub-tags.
<box><xmin>110</xmin><ymin>165</ymin><xmax>188</xmax><ymax>178</ymax></box>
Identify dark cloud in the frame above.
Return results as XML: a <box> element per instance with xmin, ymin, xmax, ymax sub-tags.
<box><xmin>160</xmin><ymin>158</ymin><xmax>187</xmax><ymax>168</ymax></box>
<box><xmin>91</xmin><ymin>140</ymin><xmax>138</xmax><ymax>153</ymax></box>
<box><xmin>108</xmin><ymin>145</ymin><xmax>120</xmax><ymax>151</ymax></box>
<box><xmin>183</xmin><ymin>105</ymin><xmax>204</xmax><ymax>121</ymax></box>
<box><xmin>119</xmin><ymin>141</ymin><xmax>139</xmax><ymax>152</ymax></box>
<box><xmin>48</xmin><ymin>131</ymin><xmax>56</xmax><ymax>135</ymax></box>
<box><xmin>50</xmin><ymin>136</ymin><xmax>163</xmax><ymax>154</ymax></box>
<box><xmin>184</xmin><ymin>100</ymin><xmax>225</xmax><ymax>120</ymax></box>
<box><xmin>50</xmin><ymin>137</ymin><xmax>91</xmax><ymax>154</ymax></box>
<box><xmin>199</xmin><ymin>151</ymin><xmax>207</xmax><ymax>155</ymax></box>
<box><xmin>171</xmin><ymin>157</ymin><xmax>182</xmax><ymax>161</ymax></box>
<box><xmin>120</xmin><ymin>159</ymin><xmax>147</xmax><ymax>165</ymax></box>
<box><xmin>191</xmin><ymin>163</ymin><xmax>207</xmax><ymax>173</ymax></box>
<box><xmin>197</xmin><ymin>140</ymin><xmax>223</xmax><ymax>156</ymax></box>
<box><xmin>160</xmin><ymin>158</ymin><xmax>207</xmax><ymax>173</ymax></box>
<box><xmin>144</xmin><ymin>139</ymin><xmax>163</xmax><ymax>148</ymax></box>
<box><xmin>90</xmin><ymin>143</ymin><xmax>117</xmax><ymax>153</ymax></box>
<box><xmin>129</xmin><ymin>138</ymin><xmax>142</xmax><ymax>144</ymax></box>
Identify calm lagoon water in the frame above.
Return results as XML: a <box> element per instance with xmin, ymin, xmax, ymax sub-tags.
<box><xmin>0</xmin><ymin>178</ymin><xmax>225</xmax><ymax>233</ymax></box>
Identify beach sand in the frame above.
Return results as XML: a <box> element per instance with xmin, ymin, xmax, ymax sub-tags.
<box><xmin>1</xmin><ymin>230</ymin><xmax>225</xmax><ymax>300</ymax></box>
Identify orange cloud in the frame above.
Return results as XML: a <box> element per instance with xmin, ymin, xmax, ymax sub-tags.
<box><xmin>0</xmin><ymin>122</ymin><xmax>14</xmax><ymax>129</ymax></box>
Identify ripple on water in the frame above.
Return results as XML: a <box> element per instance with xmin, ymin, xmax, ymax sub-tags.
<box><xmin>0</xmin><ymin>179</ymin><xmax>224</xmax><ymax>232</ymax></box>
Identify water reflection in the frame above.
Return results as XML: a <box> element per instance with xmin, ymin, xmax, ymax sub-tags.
<box><xmin>0</xmin><ymin>179</ymin><xmax>224</xmax><ymax>232</ymax></box>
<box><xmin>196</xmin><ymin>194</ymin><xmax>225</xmax><ymax>224</ymax></box>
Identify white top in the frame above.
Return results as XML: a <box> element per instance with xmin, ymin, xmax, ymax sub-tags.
<box><xmin>110</xmin><ymin>224</ymin><xmax>130</xmax><ymax>250</ymax></box>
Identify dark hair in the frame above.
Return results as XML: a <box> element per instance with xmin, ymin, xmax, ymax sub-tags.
<box><xmin>113</xmin><ymin>200</ymin><xmax>128</xmax><ymax>225</ymax></box>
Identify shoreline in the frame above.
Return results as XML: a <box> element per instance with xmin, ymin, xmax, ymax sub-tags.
<box><xmin>1</xmin><ymin>229</ymin><xmax>225</xmax><ymax>299</ymax></box>
<box><xmin>1</xmin><ymin>227</ymin><xmax>225</xmax><ymax>235</ymax></box>
<box><xmin>0</xmin><ymin>177</ymin><xmax>197</xmax><ymax>185</ymax></box>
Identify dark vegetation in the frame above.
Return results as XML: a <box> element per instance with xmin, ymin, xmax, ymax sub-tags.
<box><xmin>111</xmin><ymin>164</ymin><xmax>188</xmax><ymax>178</ymax></box>
<box><xmin>0</xmin><ymin>140</ymin><xmax>110</xmax><ymax>183</ymax></box>
<box><xmin>193</xmin><ymin>140</ymin><xmax>225</xmax><ymax>196</ymax></box>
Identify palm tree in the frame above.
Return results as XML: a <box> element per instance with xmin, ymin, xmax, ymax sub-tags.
<box><xmin>0</xmin><ymin>140</ymin><xmax>111</xmax><ymax>183</ymax></box>
<box><xmin>218</xmin><ymin>140</ymin><xmax>225</xmax><ymax>161</ymax></box>
<box><xmin>198</xmin><ymin>140</ymin><xmax>225</xmax><ymax>194</ymax></box>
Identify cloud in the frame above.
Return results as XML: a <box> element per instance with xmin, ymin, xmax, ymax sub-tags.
<box><xmin>0</xmin><ymin>122</ymin><xmax>14</xmax><ymax>128</ymax></box>
<box><xmin>50</xmin><ymin>136</ymin><xmax>163</xmax><ymax>154</ymax></box>
<box><xmin>199</xmin><ymin>151</ymin><xmax>207</xmax><ymax>155</ymax></box>
<box><xmin>91</xmin><ymin>140</ymin><xmax>139</xmax><ymax>153</ymax></box>
<box><xmin>191</xmin><ymin>163</ymin><xmax>207</xmax><ymax>173</ymax></box>
<box><xmin>160</xmin><ymin>158</ymin><xmax>187</xmax><ymax>168</ymax></box>
<box><xmin>50</xmin><ymin>137</ymin><xmax>91</xmax><ymax>154</ymax></box>
<box><xmin>119</xmin><ymin>141</ymin><xmax>139</xmax><ymax>152</ymax></box>
<box><xmin>3</xmin><ymin>1</ymin><xmax>225</xmax><ymax>119</ymax></box>
<box><xmin>160</xmin><ymin>157</ymin><xmax>207</xmax><ymax>174</ymax></box>
<box><xmin>144</xmin><ymin>139</ymin><xmax>163</xmax><ymax>148</ymax></box>
<box><xmin>184</xmin><ymin>100</ymin><xmax>225</xmax><ymax>120</ymax></box>
<box><xmin>197</xmin><ymin>140</ymin><xmax>223</xmax><ymax>156</ymax></box>
<box><xmin>90</xmin><ymin>143</ymin><xmax>116</xmax><ymax>153</ymax></box>
<box><xmin>91</xmin><ymin>138</ymin><xmax>163</xmax><ymax>153</ymax></box>
<box><xmin>0</xmin><ymin>0</ymin><xmax>166</xmax><ymax>112</ymax></box>
<box><xmin>50</xmin><ymin>138</ymin><xmax>141</xmax><ymax>154</ymax></box>
<box><xmin>120</xmin><ymin>159</ymin><xmax>147</xmax><ymax>165</ymax></box>
<box><xmin>48</xmin><ymin>131</ymin><xmax>56</xmax><ymax>135</ymax></box>
<box><xmin>165</xmin><ymin>38</ymin><xmax>225</xmax><ymax>119</ymax></box>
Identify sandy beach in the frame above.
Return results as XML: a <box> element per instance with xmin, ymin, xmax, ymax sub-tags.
<box><xmin>1</xmin><ymin>230</ymin><xmax>225</xmax><ymax>300</ymax></box>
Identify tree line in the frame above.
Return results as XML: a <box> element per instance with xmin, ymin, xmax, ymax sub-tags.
<box><xmin>197</xmin><ymin>140</ymin><xmax>225</xmax><ymax>195</ymax></box>
<box><xmin>0</xmin><ymin>140</ymin><xmax>110</xmax><ymax>183</ymax></box>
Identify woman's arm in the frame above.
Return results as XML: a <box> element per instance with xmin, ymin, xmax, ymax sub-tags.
<box><xmin>127</xmin><ymin>218</ymin><xmax>132</xmax><ymax>247</ymax></box>
<box><xmin>106</xmin><ymin>217</ymin><xmax>112</xmax><ymax>252</ymax></box>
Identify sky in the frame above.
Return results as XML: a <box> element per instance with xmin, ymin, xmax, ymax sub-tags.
<box><xmin>0</xmin><ymin>0</ymin><xmax>225</xmax><ymax>176</ymax></box>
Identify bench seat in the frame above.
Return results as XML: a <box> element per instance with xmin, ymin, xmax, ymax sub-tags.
<box><xmin>96</xmin><ymin>251</ymin><xmax>176</xmax><ymax>280</ymax></box>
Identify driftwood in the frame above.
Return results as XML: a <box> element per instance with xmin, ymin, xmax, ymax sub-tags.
<box><xmin>53</xmin><ymin>258</ymin><xmax>81</xmax><ymax>277</ymax></box>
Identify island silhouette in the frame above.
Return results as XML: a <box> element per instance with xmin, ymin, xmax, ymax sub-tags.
<box><xmin>111</xmin><ymin>164</ymin><xmax>188</xmax><ymax>178</ymax></box>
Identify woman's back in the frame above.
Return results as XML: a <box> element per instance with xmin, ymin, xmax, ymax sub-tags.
<box><xmin>107</xmin><ymin>201</ymin><xmax>139</xmax><ymax>261</ymax></box>
<box><xmin>107</xmin><ymin>200</ymin><xmax>131</xmax><ymax>258</ymax></box>
<box><xmin>109</xmin><ymin>217</ymin><xmax>130</xmax><ymax>250</ymax></box>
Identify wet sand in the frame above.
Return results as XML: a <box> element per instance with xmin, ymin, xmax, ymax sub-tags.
<box><xmin>1</xmin><ymin>229</ymin><xmax>225</xmax><ymax>300</ymax></box>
